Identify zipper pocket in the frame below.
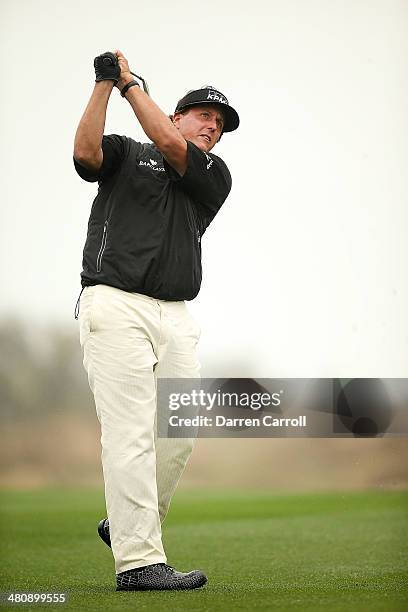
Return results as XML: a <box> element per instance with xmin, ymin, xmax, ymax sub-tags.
<box><xmin>96</xmin><ymin>221</ymin><xmax>108</xmax><ymax>273</ymax></box>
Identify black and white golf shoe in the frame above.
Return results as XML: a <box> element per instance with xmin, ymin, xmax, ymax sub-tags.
<box><xmin>98</xmin><ymin>518</ymin><xmax>207</xmax><ymax>590</ymax></box>
<box><xmin>97</xmin><ymin>518</ymin><xmax>111</xmax><ymax>548</ymax></box>
<box><xmin>116</xmin><ymin>563</ymin><xmax>207</xmax><ymax>591</ymax></box>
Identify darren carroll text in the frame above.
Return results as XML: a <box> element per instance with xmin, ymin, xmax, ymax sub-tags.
<box><xmin>168</xmin><ymin>415</ymin><xmax>307</xmax><ymax>428</ymax></box>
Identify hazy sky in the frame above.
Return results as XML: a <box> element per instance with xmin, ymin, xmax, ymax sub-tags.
<box><xmin>1</xmin><ymin>0</ymin><xmax>407</xmax><ymax>377</ymax></box>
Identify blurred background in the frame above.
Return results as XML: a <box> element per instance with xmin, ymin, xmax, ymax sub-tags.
<box><xmin>1</xmin><ymin>319</ymin><xmax>407</xmax><ymax>490</ymax></box>
<box><xmin>1</xmin><ymin>0</ymin><xmax>407</xmax><ymax>491</ymax></box>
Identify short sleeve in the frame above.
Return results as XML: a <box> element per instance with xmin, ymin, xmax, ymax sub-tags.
<box><xmin>164</xmin><ymin>141</ymin><xmax>232</xmax><ymax>214</ymax></box>
<box><xmin>73</xmin><ymin>134</ymin><xmax>126</xmax><ymax>183</ymax></box>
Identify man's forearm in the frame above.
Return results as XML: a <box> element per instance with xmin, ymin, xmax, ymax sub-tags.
<box><xmin>74</xmin><ymin>81</ymin><xmax>115</xmax><ymax>165</ymax></box>
<box><xmin>122</xmin><ymin>83</ymin><xmax>185</xmax><ymax>153</ymax></box>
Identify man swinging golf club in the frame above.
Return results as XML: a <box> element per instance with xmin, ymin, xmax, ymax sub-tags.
<box><xmin>73</xmin><ymin>49</ymin><xmax>239</xmax><ymax>591</ymax></box>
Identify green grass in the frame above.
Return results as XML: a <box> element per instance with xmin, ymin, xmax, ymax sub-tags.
<box><xmin>0</xmin><ymin>489</ymin><xmax>407</xmax><ymax>611</ymax></box>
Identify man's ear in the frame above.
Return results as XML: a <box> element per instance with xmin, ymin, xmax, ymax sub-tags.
<box><xmin>172</xmin><ymin>111</ymin><xmax>184</xmax><ymax>129</ymax></box>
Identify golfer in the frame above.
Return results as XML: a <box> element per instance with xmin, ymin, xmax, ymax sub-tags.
<box><xmin>73</xmin><ymin>49</ymin><xmax>239</xmax><ymax>591</ymax></box>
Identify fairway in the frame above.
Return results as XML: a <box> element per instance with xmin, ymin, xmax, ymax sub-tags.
<box><xmin>0</xmin><ymin>489</ymin><xmax>407</xmax><ymax>611</ymax></box>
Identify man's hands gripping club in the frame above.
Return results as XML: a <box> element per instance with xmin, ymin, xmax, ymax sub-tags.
<box><xmin>93</xmin><ymin>50</ymin><xmax>147</xmax><ymax>94</ymax></box>
<box><xmin>74</xmin><ymin>49</ymin><xmax>187</xmax><ymax>175</ymax></box>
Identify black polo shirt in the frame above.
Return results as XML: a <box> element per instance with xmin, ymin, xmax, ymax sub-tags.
<box><xmin>74</xmin><ymin>135</ymin><xmax>232</xmax><ymax>300</ymax></box>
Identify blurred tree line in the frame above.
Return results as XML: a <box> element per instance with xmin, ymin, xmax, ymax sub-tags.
<box><xmin>0</xmin><ymin>318</ymin><xmax>93</xmax><ymax>425</ymax></box>
<box><xmin>1</xmin><ymin>318</ymin><xmax>407</xmax><ymax>489</ymax></box>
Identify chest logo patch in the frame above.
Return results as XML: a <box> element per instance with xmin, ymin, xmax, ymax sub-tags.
<box><xmin>139</xmin><ymin>159</ymin><xmax>165</xmax><ymax>172</ymax></box>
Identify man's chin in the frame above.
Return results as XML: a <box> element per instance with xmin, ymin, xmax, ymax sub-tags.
<box><xmin>190</xmin><ymin>137</ymin><xmax>212</xmax><ymax>152</ymax></box>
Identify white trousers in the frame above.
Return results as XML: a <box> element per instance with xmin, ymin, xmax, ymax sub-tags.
<box><xmin>78</xmin><ymin>284</ymin><xmax>201</xmax><ymax>574</ymax></box>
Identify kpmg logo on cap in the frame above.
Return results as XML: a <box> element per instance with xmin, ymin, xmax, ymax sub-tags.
<box><xmin>207</xmin><ymin>89</ymin><xmax>228</xmax><ymax>105</ymax></box>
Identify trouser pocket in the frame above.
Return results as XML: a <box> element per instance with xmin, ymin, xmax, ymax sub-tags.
<box><xmin>78</xmin><ymin>287</ymin><xmax>95</xmax><ymax>347</ymax></box>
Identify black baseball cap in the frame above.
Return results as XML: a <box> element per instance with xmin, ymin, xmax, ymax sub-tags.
<box><xmin>174</xmin><ymin>86</ymin><xmax>240</xmax><ymax>133</ymax></box>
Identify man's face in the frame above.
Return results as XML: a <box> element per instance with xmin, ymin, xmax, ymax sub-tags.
<box><xmin>172</xmin><ymin>104</ymin><xmax>225</xmax><ymax>153</ymax></box>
